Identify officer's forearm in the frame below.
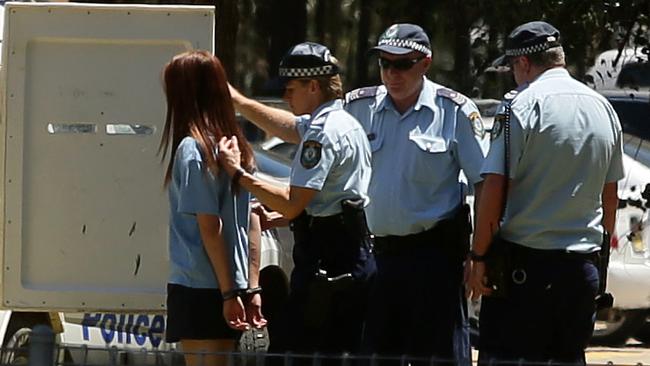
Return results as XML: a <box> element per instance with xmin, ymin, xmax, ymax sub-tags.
<box><xmin>473</xmin><ymin>181</ymin><xmax>483</xmax><ymax>223</ymax></box>
<box><xmin>602</xmin><ymin>181</ymin><xmax>618</xmax><ymax>235</ymax></box>
<box><xmin>237</xmin><ymin>172</ymin><xmax>313</xmax><ymax>219</ymax></box>
<box><xmin>472</xmin><ymin>174</ymin><xmax>507</xmax><ymax>255</ymax></box>
<box><xmin>230</xmin><ymin>86</ymin><xmax>301</xmax><ymax>144</ymax></box>
<box><xmin>248</xmin><ymin>211</ymin><xmax>262</xmax><ymax>288</ymax></box>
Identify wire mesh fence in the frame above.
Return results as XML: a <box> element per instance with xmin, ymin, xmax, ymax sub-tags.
<box><xmin>4</xmin><ymin>325</ymin><xmax>646</xmax><ymax>366</ymax></box>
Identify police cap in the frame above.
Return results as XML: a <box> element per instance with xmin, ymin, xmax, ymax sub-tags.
<box><xmin>278</xmin><ymin>42</ymin><xmax>339</xmax><ymax>79</ymax></box>
<box><xmin>371</xmin><ymin>23</ymin><xmax>432</xmax><ymax>57</ymax></box>
<box><xmin>493</xmin><ymin>21</ymin><xmax>561</xmax><ymax>67</ymax></box>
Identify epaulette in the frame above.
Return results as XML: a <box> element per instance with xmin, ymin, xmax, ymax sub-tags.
<box><xmin>345</xmin><ymin>86</ymin><xmax>379</xmax><ymax>104</ymax></box>
<box><xmin>503</xmin><ymin>89</ymin><xmax>519</xmax><ymax>101</ymax></box>
<box><xmin>312</xmin><ymin>114</ymin><xmax>327</xmax><ymax>125</ymax></box>
<box><xmin>436</xmin><ymin>88</ymin><xmax>467</xmax><ymax>106</ymax></box>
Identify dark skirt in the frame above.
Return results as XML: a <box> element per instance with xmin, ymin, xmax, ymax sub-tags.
<box><xmin>165</xmin><ymin>283</ymin><xmax>241</xmax><ymax>343</ymax></box>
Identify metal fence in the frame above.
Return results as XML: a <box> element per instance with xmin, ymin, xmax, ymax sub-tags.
<box><xmin>5</xmin><ymin>325</ymin><xmax>647</xmax><ymax>366</ymax></box>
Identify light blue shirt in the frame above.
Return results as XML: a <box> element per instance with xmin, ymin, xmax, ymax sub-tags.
<box><xmin>292</xmin><ymin>99</ymin><xmax>371</xmax><ymax>216</ymax></box>
<box><xmin>482</xmin><ymin>68</ymin><xmax>625</xmax><ymax>252</ymax></box>
<box><xmin>168</xmin><ymin>137</ymin><xmax>250</xmax><ymax>289</ymax></box>
<box><xmin>345</xmin><ymin>78</ymin><xmax>489</xmax><ymax>236</ymax></box>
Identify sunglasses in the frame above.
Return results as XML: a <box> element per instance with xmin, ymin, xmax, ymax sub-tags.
<box><xmin>378</xmin><ymin>56</ymin><xmax>426</xmax><ymax>71</ymax></box>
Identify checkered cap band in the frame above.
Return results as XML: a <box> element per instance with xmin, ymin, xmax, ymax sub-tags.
<box><xmin>278</xmin><ymin>65</ymin><xmax>336</xmax><ymax>77</ymax></box>
<box><xmin>506</xmin><ymin>41</ymin><xmax>560</xmax><ymax>57</ymax></box>
<box><xmin>378</xmin><ymin>38</ymin><xmax>431</xmax><ymax>56</ymax></box>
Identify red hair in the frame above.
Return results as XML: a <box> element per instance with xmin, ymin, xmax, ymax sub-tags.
<box><xmin>159</xmin><ymin>50</ymin><xmax>254</xmax><ymax>186</ymax></box>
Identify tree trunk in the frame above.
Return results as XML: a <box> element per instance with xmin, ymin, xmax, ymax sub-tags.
<box><xmin>214</xmin><ymin>0</ymin><xmax>239</xmax><ymax>81</ymax></box>
<box><xmin>354</xmin><ymin>0</ymin><xmax>373</xmax><ymax>88</ymax></box>
<box><xmin>264</xmin><ymin>0</ymin><xmax>307</xmax><ymax>79</ymax></box>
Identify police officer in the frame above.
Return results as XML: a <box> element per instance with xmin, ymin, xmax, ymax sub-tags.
<box><xmin>218</xmin><ymin>42</ymin><xmax>376</xmax><ymax>357</ymax></box>
<box><xmin>344</xmin><ymin>24</ymin><xmax>489</xmax><ymax>363</ymax></box>
<box><xmin>466</xmin><ymin>21</ymin><xmax>624</xmax><ymax>365</ymax></box>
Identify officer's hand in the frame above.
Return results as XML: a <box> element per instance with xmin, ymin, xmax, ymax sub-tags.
<box><xmin>217</xmin><ymin>136</ymin><xmax>242</xmax><ymax>176</ymax></box>
<box><xmin>466</xmin><ymin>260</ymin><xmax>492</xmax><ymax>300</ymax></box>
<box><xmin>245</xmin><ymin>293</ymin><xmax>268</xmax><ymax>329</ymax></box>
<box><xmin>228</xmin><ymin>83</ymin><xmax>244</xmax><ymax>105</ymax></box>
<box><xmin>223</xmin><ymin>296</ymin><xmax>250</xmax><ymax>331</ymax></box>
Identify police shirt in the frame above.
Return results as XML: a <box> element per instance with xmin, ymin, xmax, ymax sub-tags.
<box><xmin>482</xmin><ymin>68</ymin><xmax>625</xmax><ymax>252</ymax></box>
<box><xmin>168</xmin><ymin>136</ymin><xmax>250</xmax><ymax>289</ymax></box>
<box><xmin>345</xmin><ymin>78</ymin><xmax>489</xmax><ymax>236</ymax></box>
<box><xmin>292</xmin><ymin>99</ymin><xmax>371</xmax><ymax>217</ymax></box>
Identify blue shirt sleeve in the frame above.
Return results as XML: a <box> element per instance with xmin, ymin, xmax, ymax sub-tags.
<box><xmin>481</xmin><ymin>100</ymin><xmax>528</xmax><ymax>179</ymax></box>
<box><xmin>290</xmin><ymin>128</ymin><xmax>338</xmax><ymax>191</ymax></box>
<box><xmin>454</xmin><ymin>101</ymin><xmax>489</xmax><ymax>184</ymax></box>
<box><xmin>295</xmin><ymin>114</ymin><xmax>311</xmax><ymax>139</ymax></box>
<box><xmin>606</xmin><ymin>124</ymin><xmax>625</xmax><ymax>183</ymax></box>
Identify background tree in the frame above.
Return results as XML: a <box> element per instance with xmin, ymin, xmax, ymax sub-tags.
<box><xmin>73</xmin><ymin>0</ymin><xmax>650</xmax><ymax>98</ymax></box>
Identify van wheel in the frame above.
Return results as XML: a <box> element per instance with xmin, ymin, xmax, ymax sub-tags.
<box><xmin>591</xmin><ymin>309</ymin><xmax>647</xmax><ymax>346</ymax></box>
<box><xmin>1</xmin><ymin>328</ymin><xmax>31</xmax><ymax>364</ymax></box>
<box><xmin>633</xmin><ymin>312</ymin><xmax>650</xmax><ymax>344</ymax></box>
<box><xmin>0</xmin><ymin>313</ymin><xmax>53</xmax><ymax>365</ymax></box>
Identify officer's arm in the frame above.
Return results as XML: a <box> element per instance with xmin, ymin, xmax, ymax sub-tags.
<box><xmin>229</xmin><ymin>85</ymin><xmax>301</xmax><ymax>144</ymax></box>
<box><xmin>248</xmin><ymin>210</ymin><xmax>262</xmax><ymax>289</ymax></box>
<box><xmin>601</xmin><ymin>182</ymin><xmax>618</xmax><ymax>235</ymax></box>
<box><xmin>237</xmin><ymin>172</ymin><xmax>317</xmax><ymax>220</ymax></box>
<box><xmin>472</xmin><ymin>174</ymin><xmax>507</xmax><ymax>255</ymax></box>
<box><xmin>473</xmin><ymin>181</ymin><xmax>483</xmax><ymax>220</ymax></box>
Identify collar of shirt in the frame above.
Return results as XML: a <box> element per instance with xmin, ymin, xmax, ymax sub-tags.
<box><xmin>310</xmin><ymin>98</ymin><xmax>343</xmax><ymax>124</ymax></box>
<box><xmin>375</xmin><ymin>76</ymin><xmax>436</xmax><ymax>116</ymax></box>
<box><xmin>532</xmin><ymin>67</ymin><xmax>569</xmax><ymax>83</ymax></box>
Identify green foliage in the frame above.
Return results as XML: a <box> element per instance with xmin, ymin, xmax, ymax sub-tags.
<box><xmin>222</xmin><ymin>0</ymin><xmax>650</xmax><ymax>98</ymax></box>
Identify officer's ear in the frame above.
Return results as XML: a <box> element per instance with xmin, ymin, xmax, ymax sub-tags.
<box><xmin>519</xmin><ymin>56</ymin><xmax>532</xmax><ymax>72</ymax></box>
<box><xmin>422</xmin><ymin>55</ymin><xmax>432</xmax><ymax>72</ymax></box>
<box><xmin>308</xmin><ymin>79</ymin><xmax>320</xmax><ymax>94</ymax></box>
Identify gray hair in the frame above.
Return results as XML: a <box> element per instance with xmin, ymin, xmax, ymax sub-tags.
<box><xmin>526</xmin><ymin>46</ymin><xmax>566</xmax><ymax>68</ymax></box>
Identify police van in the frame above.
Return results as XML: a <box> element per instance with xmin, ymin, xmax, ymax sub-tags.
<box><xmin>0</xmin><ymin>2</ymin><xmax>293</xmax><ymax>363</ymax></box>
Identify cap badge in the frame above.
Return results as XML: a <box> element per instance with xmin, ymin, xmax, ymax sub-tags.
<box><xmin>383</xmin><ymin>24</ymin><xmax>399</xmax><ymax>39</ymax></box>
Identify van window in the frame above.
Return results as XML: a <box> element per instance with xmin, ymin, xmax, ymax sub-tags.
<box><xmin>617</xmin><ymin>62</ymin><xmax>650</xmax><ymax>89</ymax></box>
<box><xmin>609</xmin><ymin>98</ymin><xmax>650</xmax><ymax>139</ymax></box>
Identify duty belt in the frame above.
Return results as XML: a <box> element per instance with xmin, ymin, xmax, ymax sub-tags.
<box><xmin>508</xmin><ymin>241</ymin><xmax>599</xmax><ymax>262</ymax></box>
<box><xmin>373</xmin><ymin>204</ymin><xmax>472</xmax><ymax>259</ymax></box>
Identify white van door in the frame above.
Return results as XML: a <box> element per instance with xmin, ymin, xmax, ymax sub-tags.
<box><xmin>0</xmin><ymin>2</ymin><xmax>213</xmax><ymax>312</ymax></box>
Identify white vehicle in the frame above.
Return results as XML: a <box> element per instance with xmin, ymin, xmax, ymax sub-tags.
<box><xmin>0</xmin><ymin>2</ymin><xmax>292</xmax><ymax>364</ymax></box>
<box><xmin>585</xmin><ymin>48</ymin><xmax>648</xmax><ymax>90</ymax></box>
<box><xmin>591</xmin><ymin>155</ymin><xmax>650</xmax><ymax>346</ymax></box>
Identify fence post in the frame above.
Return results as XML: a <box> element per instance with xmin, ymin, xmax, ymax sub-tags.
<box><xmin>28</xmin><ymin>325</ymin><xmax>55</xmax><ymax>366</ymax></box>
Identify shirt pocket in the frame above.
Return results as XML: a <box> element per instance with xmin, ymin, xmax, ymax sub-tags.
<box><xmin>407</xmin><ymin>132</ymin><xmax>451</xmax><ymax>182</ymax></box>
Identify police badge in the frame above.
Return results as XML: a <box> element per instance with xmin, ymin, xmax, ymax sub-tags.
<box><xmin>300</xmin><ymin>140</ymin><xmax>322</xmax><ymax>169</ymax></box>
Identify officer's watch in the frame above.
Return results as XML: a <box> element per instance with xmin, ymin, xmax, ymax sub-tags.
<box><xmin>469</xmin><ymin>250</ymin><xmax>486</xmax><ymax>262</ymax></box>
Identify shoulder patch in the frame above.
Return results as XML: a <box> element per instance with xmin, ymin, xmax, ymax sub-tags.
<box><xmin>468</xmin><ymin>111</ymin><xmax>485</xmax><ymax>138</ymax></box>
<box><xmin>491</xmin><ymin>115</ymin><xmax>505</xmax><ymax>140</ymax></box>
<box><xmin>345</xmin><ymin>86</ymin><xmax>379</xmax><ymax>104</ymax></box>
<box><xmin>300</xmin><ymin>140</ymin><xmax>322</xmax><ymax>169</ymax></box>
<box><xmin>436</xmin><ymin>88</ymin><xmax>467</xmax><ymax>106</ymax></box>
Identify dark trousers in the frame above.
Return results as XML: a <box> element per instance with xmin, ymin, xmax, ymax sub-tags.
<box><xmin>268</xmin><ymin>278</ymin><xmax>370</xmax><ymax>357</ymax></box>
<box><xmin>478</xmin><ymin>244</ymin><xmax>599</xmax><ymax>365</ymax></box>
<box><xmin>268</xmin><ymin>210</ymin><xmax>376</xmax><ymax>361</ymax></box>
<box><xmin>361</xmin><ymin>244</ymin><xmax>470</xmax><ymax>364</ymax></box>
